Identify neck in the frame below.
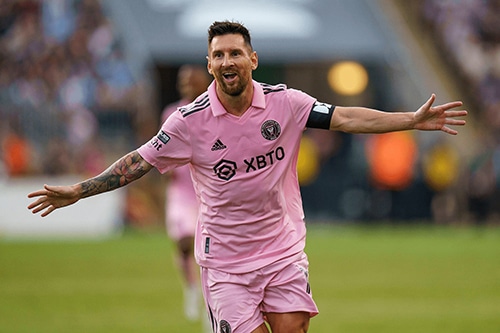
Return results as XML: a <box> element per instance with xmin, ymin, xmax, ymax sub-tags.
<box><xmin>217</xmin><ymin>83</ymin><xmax>254</xmax><ymax>117</ymax></box>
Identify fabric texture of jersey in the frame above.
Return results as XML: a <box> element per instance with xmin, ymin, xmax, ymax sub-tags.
<box><xmin>138</xmin><ymin>80</ymin><xmax>316</xmax><ymax>274</ymax></box>
<box><xmin>161</xmin><ymin>100</ymin><xmax>199</xmax><ymax>241</ymax></box>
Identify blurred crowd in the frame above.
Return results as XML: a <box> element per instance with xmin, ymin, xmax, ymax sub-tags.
<box><xmin>0</xmin><ymin>0</ymin><xmax>497</xmax><ymax>224</ymax></box>
<box><xmin>418</xmin><ymin>0</ymin><xmax>500</xmax><ymax>223</ymax></box>
<box><xmin>420</xmin><ymin>0</ymin><xmax>500</xmax><ymax>132</ymax></box>
<box><xmin>0</xmin><ymin>0</ymin><xmax>155</xmax><ymax>178</ymax></box>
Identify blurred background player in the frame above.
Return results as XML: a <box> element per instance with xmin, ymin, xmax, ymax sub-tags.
<box><xmin>160</xmin><ymin>64</ymin><xmax>211</xmax><ymax>321</ymax></box>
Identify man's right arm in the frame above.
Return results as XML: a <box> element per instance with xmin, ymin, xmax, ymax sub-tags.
<box><xmin>80</xmin><ymin>150</ymin><xmax>153</xmax><ymax>198</ymax></box>
<box><xmin>28</xmin><ymin>151</ymin><xmax>154</xmax><ymax>217</ymax></box>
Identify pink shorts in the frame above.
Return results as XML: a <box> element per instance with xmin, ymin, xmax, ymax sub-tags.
<box><xmin>201</xmin><ymin>252</ymin><xmax>319</xmax><ymax>333</ymax></box>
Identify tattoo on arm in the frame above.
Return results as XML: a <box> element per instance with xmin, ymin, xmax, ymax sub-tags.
<box><xmin>80</xmin><ymin>151</ymin><xmax>151</xmax><ymax>198</ymax></box>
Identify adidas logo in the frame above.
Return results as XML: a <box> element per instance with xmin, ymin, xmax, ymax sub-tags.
<box><xmin>211</xmin><ymin>139</ymin><xmax>227</xmax><ymax>151</ymax></box>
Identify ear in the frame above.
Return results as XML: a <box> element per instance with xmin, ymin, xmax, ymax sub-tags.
<box><xmin>206</xmin><ymin>56</ymin><xmax>213</xmax><ymax>75</ymax></box>
<box><xmin>251</xmin><ymin>51</ymin><xmax>258</xmax><ymax>71</ymax></box>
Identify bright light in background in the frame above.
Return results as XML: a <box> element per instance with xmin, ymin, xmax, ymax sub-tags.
<box><xmin>328</xmin><ymin>61</ymin><xmax>369</xmax><ymax>96</ymax></box>
<box><xmin>176</xmin><ymin>1</ymin><xmax>318</xmax><ymax>39</ymax></box>
<box><xmin>297</xmin><ymin>136</ymin><xmax>320</xmax><ymax>186</ymax></box>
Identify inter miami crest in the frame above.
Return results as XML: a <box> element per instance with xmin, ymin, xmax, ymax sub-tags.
<box><xmin>261</xmin><ymin>120</ymin><xmax>281</xmax><ymax>141</ymax></box>
<box><xmin>220</xmin><ymin>320</ymin><xmax>231</xmax><ymax>333</ymax></box>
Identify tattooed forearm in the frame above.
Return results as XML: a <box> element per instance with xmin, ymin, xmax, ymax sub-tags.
<box><xmin>80</xmin><ymin>151</ymin><xmax>152</xmax><ymax>198</ymax></box>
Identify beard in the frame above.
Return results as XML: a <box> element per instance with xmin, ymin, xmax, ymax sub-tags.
<box><xmin>217</xmin><ymin>73</ymin><xmax>248</xmax><ymax>96</ymax></box>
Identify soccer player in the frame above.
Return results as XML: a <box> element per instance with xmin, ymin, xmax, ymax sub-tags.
<box><xmin>28</xmin><ymin>21</ymin><xmax>467</xmax><ymax>333</ymax></box>
<box><xmin>161</xmin><ymin>64</ymin><xmax>211</xmax><ymax>321</ymax></box>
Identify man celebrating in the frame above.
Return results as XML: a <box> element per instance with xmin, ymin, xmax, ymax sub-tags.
<box><xmin>28</xmin><ymin>21</ymin><xmax>467</xmax><ymax>333</ymax></box>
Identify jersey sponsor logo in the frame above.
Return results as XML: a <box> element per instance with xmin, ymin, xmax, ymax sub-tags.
<box><xmin>213</xmin><ymin>159</ymin><xmax>237</xmax><ymax>181</ymax></box>
<box><xmin>149</xmin><ymin>131</ymin><xmax>170</xmax><ymax>151</ymax></box>
<box><xmin>261</xmin><ymin>119</ymin><xmax>281</xmax><ymax>141</ymax></box>
<box><xmin>213</xmin><ymin>147</ymin><xmax>286</xmax><ymax>180</ymax></box>
<box><xmin>211</xmin><ymin>139</ymin><xmax>227</xmax><ymax>151</ymax></box>
<box><xmin>312</xmin><ymin>101</ymin><xmax>332</xmax><ymax>114</ymax></box>
<box><xmin>157</xmin><ymin>130</ymin><xmax>170</xmax><ymax>144</ymax></box>
<box><xmin>244</xmin><ymin>146</ymin><xmax>285</xmax><ymax>172</ymax></box>
<box><xmin>213</xmin><ymin>147</ymin><xmax>286</xmax><ymax>181</ymax></box>
<box><xmin>150</xmin><ymin>138</ymin><xmax>163</xmax><ymax>151</ymax></box>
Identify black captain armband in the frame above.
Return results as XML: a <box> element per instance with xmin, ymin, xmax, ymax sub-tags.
<box><xmin>306</xmin><ymin>101</ymin><xmax>335</xmax><ymax>129</ymax></box>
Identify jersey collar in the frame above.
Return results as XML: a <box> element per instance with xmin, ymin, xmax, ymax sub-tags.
<box><xmin>208</xmin><ymin>80</ymin><xmax>266</xmax><ymax>117</ymax></box>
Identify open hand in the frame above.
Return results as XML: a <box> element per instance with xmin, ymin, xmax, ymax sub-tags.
<box><xmin>27</xmin><ymin>184</ymin><xmax>80</xmax><ymax>217</ymax></box>
<box><xmin>414</xmin><ymin>94</ymin><xmax>467</xmax><ymax>135</ymax></box>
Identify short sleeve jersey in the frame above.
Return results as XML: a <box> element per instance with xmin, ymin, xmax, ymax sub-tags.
<box><xmin>138</xmin><ymin>80</ymin><xmax>333</xmax><ymax>274</ymax></box>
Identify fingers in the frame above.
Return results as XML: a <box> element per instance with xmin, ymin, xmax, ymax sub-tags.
<box><xmin>44</xmin><ymin>184</ymin><xmax>60</xmax><ymax>192</ymax></box>
<box><xmin>27</xmin><ymin>184</ymin><xmax>78</xmax><ymax>217</ymax></box>
<box><xmin>419</xmin><ymin>94</ymin><xmax>467</xmax><ymax>135</ymax></box>
<box><xmin>431</xmin><ymin>95</ymin><xmax>467</xmax><ymax>135</ymax></box>
<box><xmin>41</xmin><ymin>206</ymin><xmax>55</xmax><ymax>217</ymax></box>
<box><xmin>27</xmin><ymin>197</ymin><xmax>44</xmax><ymax>210</ymax></box>
<box><xmin>27</xmin><ymin>189</ymin><xmax>48</xmax><ymax>198</ymax></box>
<box><xmin>441</xmin><ymin>126</ymin><xmax>458</xmax><ymax>135</ymax></box>
<box><xmin>446</xmin><ymin>118</ymin><xmax>467</xmax><ymax>126</ymax></box>
<box><xmin>423</xmin><ymin>93</ymin><xmax>436</xmax><ymax>109</ymax></box>
<box><xmin>27</xmin><ymin>184</ymin><xmax>57</xmax><ymax>198</ymax></box>
<box><xmin>28</xmin><ymin>197</ymin><xmax>56</xmax><ymax>217</ymax></box>
<box><xmin>428</xmin><ymin>93</ymin><xmax>465</xmax><ymax>113</ymax></box>
<box><xmin>27</xmin><ymin>185</ymin><xmax>56</xmax><ymax>216</ymax></box>
<box><xmin>437</xmin><ymin>101</ymin><xmax>463</xmax><ymax>111</ymax></box>
<box><xmin>31</xmin><ymin>203</ymin><xmax>49</xmax><ymax>214</ymax></box>
<box><xmin>445</xmin><ymin>110</ymin><xmax>468</xmax><ymax>118</ymax></box>
<box><xmin>28</xmin><ymin>197</ymin><xmax>49</xmax><ymax>212</ymax></box>
<box><xmin>441</xmin><ymin>113</ymin><xmax>467</xmax><ymax>134</ymax></box>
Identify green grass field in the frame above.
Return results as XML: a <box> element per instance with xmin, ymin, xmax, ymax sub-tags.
<box><xmin>1</xmin><ymin>225</ymin><xmax>499</xmax><ymax>333</ymax></box>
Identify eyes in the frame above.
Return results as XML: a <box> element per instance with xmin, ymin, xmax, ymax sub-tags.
<box><xmin>212</xmin><ymin>50</ymin><xmax>243</xmax><ymax>59</ymax></box>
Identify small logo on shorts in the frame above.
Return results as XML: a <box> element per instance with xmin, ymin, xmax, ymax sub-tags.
<box><xmin>261</xmin><ymin>120</ymin><xmax>281</xmax><ymax>141</ymax></box>
<box><xmin>220</xmin><ymin>320</ymin><xmax>231</xmax><ymax>333</ymax></box>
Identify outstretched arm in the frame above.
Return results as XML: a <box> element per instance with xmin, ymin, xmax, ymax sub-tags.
<box><xmin>330</xmin><ymin>94</ymin><xmax>467</xmax><ymax>135</ymax></box>
<box><xmin>27</xmin><ymin>150</ymin><xmax>153</xmax><ymax>217</ymax></box>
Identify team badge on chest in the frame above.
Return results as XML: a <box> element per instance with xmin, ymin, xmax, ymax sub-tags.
<box><xmin>261</xmin><ymin>120</ymin><xmax>281</xmax><ymax>141</ymax></box>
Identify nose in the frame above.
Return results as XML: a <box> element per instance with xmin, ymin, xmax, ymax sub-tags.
<box><xmin>221</xmin><ymin>54</ymin><xmax>233</xmax><ymax>67</ymax></box>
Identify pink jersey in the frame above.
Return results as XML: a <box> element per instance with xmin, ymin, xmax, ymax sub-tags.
<box><xmin>138</xmin><ymin>80</ymin><xmax>317</xmax><ymax>274</ymax></box>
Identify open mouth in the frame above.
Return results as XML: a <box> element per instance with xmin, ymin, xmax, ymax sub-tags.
<box><xmin>222</xmin><ymin>72</ymin><xmax>237</xmax><ymax>81</ymax></box>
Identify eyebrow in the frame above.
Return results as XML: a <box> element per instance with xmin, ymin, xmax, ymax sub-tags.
<box><xmin>209</xmin><ymin>45</ymin><xmax>246</xmax><ymax>56</ymax></box>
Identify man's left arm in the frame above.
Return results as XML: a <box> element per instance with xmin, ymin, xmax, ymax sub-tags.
<box><xmin>329</xmin><ymin>94</ymin><xmax>467</xmax><ymax>135</ymax></box>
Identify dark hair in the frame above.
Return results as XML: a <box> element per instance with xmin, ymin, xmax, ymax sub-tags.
<box><xmin>207</xmin><ymin>21</ymin><xmax>253</xmax><ymax>50</ymax></box>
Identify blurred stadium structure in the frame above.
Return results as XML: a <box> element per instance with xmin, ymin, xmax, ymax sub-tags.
<box><xmin>0</xmin><ymin>0</ymin><xmax>498</xmax><ymax>235</ymax></box>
